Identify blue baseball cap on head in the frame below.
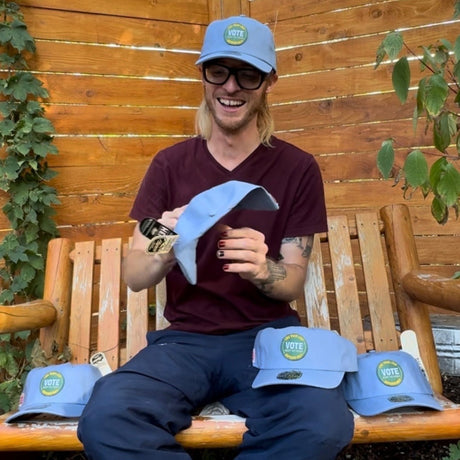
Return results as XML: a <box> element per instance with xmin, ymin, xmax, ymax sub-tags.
<box><xmin>6</xmin><ymin>363</ymin><xmax>102</xmax><ymax>422</ymax></box>
<box><xmin>343</xmin><ymin>350</ymin><xmax>443</xmax><ymax>416</ymax></box>
<box><xmin>196</xmin><ymin>16</ymin><xmax>277</xmax><ymax>73</ymax></box>
<box><xmin>173</xmin><ymin>180</ymin><xmax>278</xmax><ymax>285</ymax></box>
<box><xmin>252</xmin><ymin>327</ymin><xmax>358</xmax><ymax>389</ymax></box>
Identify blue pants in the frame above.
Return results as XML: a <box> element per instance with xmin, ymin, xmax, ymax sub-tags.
<box><xmin>78</xmin><ymin>318</ymin><xmax>354</xmax><ymax>459</ymax></box>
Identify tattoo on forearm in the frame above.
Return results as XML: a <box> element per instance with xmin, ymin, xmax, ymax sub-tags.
<box><xmin>282</xmin><ymin>235</ymin><xmax>314</xmax><ymax>259</ymax></box>
<box><xmin>256</xmin><ymin>259</ymin><xmax>287</xmax><ymax>294</ymax></box>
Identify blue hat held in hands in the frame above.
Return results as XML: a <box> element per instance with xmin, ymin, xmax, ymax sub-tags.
<box><xmin>174</xmin><ymin>180</ymin><xmax>278</xmax><ymax>284</ymax></box>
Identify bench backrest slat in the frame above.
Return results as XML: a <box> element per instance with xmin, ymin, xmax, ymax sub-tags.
<box><xmin>69</xmin><ymin>241</ymin><xmax>95</xmax><ymax>364</ymax></box>
<box><xmin>97</xmin><ymin>238</ymin><xmax>122</xmax><ymax>370</ymax></box>
<box><xmin>327</xmin><ymin>215</ymin><xmax>366</xmax><ymax>353</ymax></box>
<box><xmin>356</xmin><ymin>212</ymin><xmax>399</xmax><ymax>352</ymax></box>
<box><xmin>304</xmin><ymin>234</ymin><xmax>331</xmax><ymax>330</ymax></box>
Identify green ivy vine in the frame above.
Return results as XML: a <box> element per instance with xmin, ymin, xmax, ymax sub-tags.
<box><xmin>0</xmin><ymin>0</ymin><xmax>60</xmax><ymax>304</ymax></box>
<box><xmin>0</xmin><ymin>1</ymin><xmax>60</xmax><ymax>413</ymax></box>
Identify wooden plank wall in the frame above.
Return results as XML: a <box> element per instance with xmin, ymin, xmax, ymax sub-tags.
<box><xmin>1</xmin><ymin>0</ymin><xmax>458</xmax><ymax>282</ymax></box>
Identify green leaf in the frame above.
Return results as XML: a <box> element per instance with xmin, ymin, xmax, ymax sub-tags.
<box><xmin>32</xmin><ymin>117</ymin><xmax>54</xmax><ymax>134</ymax></box>
<box><xmin>431</xmin><ymin>196</ymin><xmax>448</xmax><ymax>224</ymax></box>
<box><xmin>429</xmin><ymin>157</ymin><xmax>447</xmax><ymax>191</ymax></box>
<box><xmin>383</xmin><ymin>32</ymin><xmax>404</xmax><ymax>60</ymax></box>
<box><xmin>433</xmin><ymin>112</ymin><xmax>453</xmax><ymax>152</ymax></box>
<box><xmin>9</xmin><ymin>19</ymin><xmax>35</xmax><ymax>53</ymax></box>
<box><xmin>455</xmin><ymin>35</ymin><xmax>460</xmax><ymax>60</ymax></box>
<box><xmin>14</xmin><ymin>330</ymin><xmax>31</xmax><ymax>341</ymax></box>
<box><xmin>0</xmin><ymin>118</ymin><xmax>15</xmax><ymax>136</ymax></box>
<box><xmin>454</xmin><ymin>60</ymin><xmax>460</xmax><ymax>83</ymax></box>
<box><xmin>403</xmin><ymin>149</ymin><xmax>429</xmax><ymax>187</ymax></box>
<box><xmin>392</xmin><ymin>57</ymin><xmax>410</xmax><ymax>104</ymax></box>
<box><xmin>455</xmin><ymin>1</ymin><xmax>460</xmax><ymax>19</ymax></box>
<box><xmin>3</xmin><ymin>73</ymin><xmax>48</xmax><ymax>101</ymax></box>
<box><xmin>438</xmin><ymin>163</ymin><xmax>460</xmax><ymax>206</ymax></box>
<box><xmin>424</xmin><ymin>74</ymin><xmax>449</xmax><ymax>116</ymax></box>
<box><xmin>377</xmin><ymin>139</ymin><xmax>395</xmax><ymax>179</ymax></box>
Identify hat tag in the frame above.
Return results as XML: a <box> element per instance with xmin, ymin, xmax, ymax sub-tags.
<box><xmin>90</xmin><ymin>352</ymin><xmax>112</xmax><ymax>376</ymax></box>
<box><xmin>276</xmin><ymin>370</ymin><xmax>303</xmax><ymax>381</ymax></box>
<box><xmin>400</xmin><ymin>329</ymin><xmax>428</xmax><ymax>376</ymax></box>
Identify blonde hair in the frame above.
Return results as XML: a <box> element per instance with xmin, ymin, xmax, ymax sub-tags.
<box><xmin>195</xmin><ymin>92</ymin><xmax>275</xmax><ymax>147</ymax></box>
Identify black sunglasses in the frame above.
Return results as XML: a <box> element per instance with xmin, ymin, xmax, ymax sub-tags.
<box><xmin>202</xmin><ymin>62</ymin><xmax>268</xmax><ymax>90</ymax></box>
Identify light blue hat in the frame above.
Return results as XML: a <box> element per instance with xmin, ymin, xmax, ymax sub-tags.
<box><xmin>252</xmin><ymin>327</ymin><xmax>358</xmax><ymax>389</ymax></box>
<box><xmin>196</xmin><ymin>16</ymin><xmax>277</xmax><ymax>73</ymax></box>
<box><xmin>343</xmin><ymin>350</ymin><xmax>443</xmax><ymax>416</ymax></box>
<box><xmin>6</xmin><ymin>363</ymin><xmax>102</xmax><ymax>422</ymax></box>
<box><xmin>174</xmin><ymin>180</ymin><xmax>278</xmax><ymax>284</ymax></box>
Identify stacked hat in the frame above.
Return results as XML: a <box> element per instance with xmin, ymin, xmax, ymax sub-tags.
<box><xmin>343</xmin><ymin>350</ymin><xmax>443</xmax><ymax>416</ymax></box>
<box><xmin>196</xmin><ymin>16</ymin><xmax>276</xmax><ymax>73</ymax></box>
<box><xmin>252</xmin><ymin>326</ymin><xmax>358</xmax><ymax>389</ymax></box>
<box><xmin>174</xmin><ymin>180</ymin><xmax>278</xmax><ymax>284</ymax></box>
<box><xmin>6</xmin><ymin>363</ymin><xmax>102</xmax><ymax>422</ymax></box>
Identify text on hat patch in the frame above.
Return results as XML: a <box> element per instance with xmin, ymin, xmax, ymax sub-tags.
<box><xmin>224</xmin><ymin>23</ymin><xmax>248</xmax><ymax>46</ymax></box>
<box><xmin>281</xmin><ymin>333</ymin><xmax>307</xmax><ymax>361</ymax></box>
<box><xmin>40</xmin><ymin>371</ymin><xmax>65</xmax><ymax>396</ymax></box>
<box><xmin>377</xmin><ymin>360</ymin><xmax>404</xmax><ymax>387</ymax></box>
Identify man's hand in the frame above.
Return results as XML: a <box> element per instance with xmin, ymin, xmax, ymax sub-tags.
<box><xmin>216</xmin><ymin>228</ymin><xmax>313</xmax><ymax>301</ymax></box>
<box><xmin>123</xmin><ymin>205</ymin><xmax>187</xmax><ymax>291</ymax></box>
<box><xmin>158</xmin><ymin>205</ymin><xmax>187</xmax><ymax>232</ymax></box>
<box><xmin>216</xmin><ymin>226</ymin><xmax>274</xmax><ymax>283</ymax></box>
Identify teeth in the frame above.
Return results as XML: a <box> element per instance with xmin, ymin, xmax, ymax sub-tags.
<box><xmin>219</xmin><ymin>98</ymin><xmax>244</xmax><ymax>107</ymax></box>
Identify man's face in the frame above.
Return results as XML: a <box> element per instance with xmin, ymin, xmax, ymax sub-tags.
<box><xmin>201</xmin><ymin>58</ymin><xmax>277</xmax><ymax>135</ymax></box>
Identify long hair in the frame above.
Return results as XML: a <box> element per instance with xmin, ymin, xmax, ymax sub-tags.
<box><xmin>195</xmin><ymin>92</ymin><xmax>275</xmax><ymax>147</ymax></box>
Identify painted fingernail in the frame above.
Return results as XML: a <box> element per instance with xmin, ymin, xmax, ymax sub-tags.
<box><xmin>223</xmin><ymin>264</ymin><xmax>229</xmax><ymax>271</ymax></box>
<box><xmin>218</xmin><ymin>240</ymin><xmax>226</xmax><ymax>248</ymax></box>
<box><xmin>217</xmin><ymin>250</ymin><xmax>224</xmax><ymax>257</ymax></box>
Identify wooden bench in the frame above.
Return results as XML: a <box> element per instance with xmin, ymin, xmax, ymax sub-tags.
<box><xmin>1</xmin><ymin>203</ymin><xmax>459</xmax><ymax>451</ymax></box>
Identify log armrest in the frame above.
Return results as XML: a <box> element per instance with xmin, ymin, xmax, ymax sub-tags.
<box><xmin>403</xmin><ymin>271</ymin><xmax>460</xmax><ymax>313</ymax></box>
<box><xmin>0</xmin><ymin>300</ymin><xmax>57</xmax><ymax>334</ymax></box>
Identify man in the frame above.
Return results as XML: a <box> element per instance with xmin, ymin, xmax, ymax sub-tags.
<box><xmin>78</xmin><ymin>16</ymin><xmax>353</xmax><ymax>459</ymax></box>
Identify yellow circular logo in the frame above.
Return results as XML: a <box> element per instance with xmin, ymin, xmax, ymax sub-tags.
<box><xmin>281</xmin><ymin>333</ymin><xmax>307</xmax><ymax>361</ymax></box>
<box><xmin>224</xmin><ymin>23</ymin><xmax>248</xmax><ymax>46</ymax></box>
<box><xmin>40</xmin><ymin>371</ymin><xmax>65</xmax><ymax>396</ymax></box>
<box><xmin>377</xmin><ymin>359</ymin><xmax>404</xmax><ymax>387</ymax></box>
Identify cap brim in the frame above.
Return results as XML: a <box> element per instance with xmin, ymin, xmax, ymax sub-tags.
<box><xmin>252</xmin><ymin>369</ymin><xmax>345</xmax><ymax>389</ymax></box>
<box><xmin>5</xmin><ymin>402</ymin><xmax>86</xmax><ymax>423</ymax></box>
<box><xmin>346</xmin><ymin>393</ymin><xmax>443</xmax><ymax>416</ymax></box>
<box><xmin>196</xmin><ymin>52</ymin><xmax>273</xmax><ymax>73</ymax></box>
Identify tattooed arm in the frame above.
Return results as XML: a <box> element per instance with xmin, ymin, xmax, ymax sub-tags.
<box><xmin>217</xmin><ymin>228</ymin><xmax>314</xmax><ymax>302</ymax></box>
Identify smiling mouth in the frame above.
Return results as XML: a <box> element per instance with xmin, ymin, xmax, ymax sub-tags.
<box><xmin>218</xmin><ymin>97</ymin><xmax>245</xmax><ymax>108</ymax></box>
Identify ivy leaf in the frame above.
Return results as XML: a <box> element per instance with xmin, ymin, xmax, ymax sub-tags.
<box><xmin>32</xmin><ymin>117</ymin><xmax>54</xmax><ymax>134</ymax></box>
<box><xmin>403</xmin><ymin>150</ymin><xmax>429</xmax><ymax>188</ymax></box>
<box><xmin>9</xmin><ymin>19</ymin><xmax>35</xmax><ymax>53</ymax></box>
<box><xmin>0</xmin><ymin>118</ymin><xmax>15</xmax><ymax>136</ymax></box>
<box><xmin>424</xmin><ymin>74</ymin><xmax>449</xmax><ymax>116</ymax></box>
<box><xmin>377</xmin><ymin>139</ymin><xmax>395</xmax><ymax>179</ymax></box>
<box><xmin>392</xmin><ymin>57</ymin><xmax>410</xmax><ymax>103</ymax></box>
<box><xmin>14</xmin><ymin>330</ymin><xmax>31</xmax><ymax>341</ymax></box>
<box><xmin>3</xmin><ymin>73</ymin><xmax>48</xmax><ymax>101</ymax></box>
